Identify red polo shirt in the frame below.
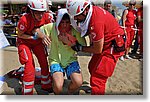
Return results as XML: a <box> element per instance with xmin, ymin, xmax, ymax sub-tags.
<box><xmin>89</xmin><ymin>6</ymin><xmax>124</xmax><ymax>50</ymax></box>
<box><xmin>18</xmin><ymin>13</ymin><xmax>51</xmax><ymax>35</ymax></box>
<box><xmin>137</xmin><ymin>7</ymin><xmax>143</xmax><ymax>29</ymax></box>
<box><xmin>125</xmin><ymin>9</ymin><xmax>136</xmax><ymax>26</ymax></box>
<box><xmin>17</xmin><ymin>13</ymin><xmax>52</xmax><ymax>45</ymax></box>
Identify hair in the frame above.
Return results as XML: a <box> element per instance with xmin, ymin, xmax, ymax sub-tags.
<box><xmin>62</xmin><ymin>13</ymin><xmax>70</xmax><ymax>20</ymax></box>
<box><xmin>104</xmin><ymin>0</ymin><xmax>112</xmax><ymax>6</ymax></box>
<box><xmin>129</xmin><ymin>0</ymin><xmax>136</xmax><ymax>5</ymax></box>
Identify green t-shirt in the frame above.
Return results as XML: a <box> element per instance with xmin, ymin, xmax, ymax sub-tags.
<box><xmin>40</xmin><ymin>23</ymin><xmax>86</xmax><ymax>68</ymax></box>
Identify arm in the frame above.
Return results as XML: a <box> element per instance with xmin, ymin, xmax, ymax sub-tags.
<box><xmin>17</xmin><ymin>16</ymin><xmax>38</xmax><ymax>40</ymax></box>
<box><xmin>122</xmin><ymin>9</ymin><xmax>128</xmax><ymax>33</ymax></box>
<box><xmin>137</xmin><ymin>10</ymin><xmax>142</xmax><ymax>23</ymax></box>
<box><xmin>33</xmin><ymin>28</ymin><xmax>51</xmax><ymax>46</ymax></box>
<box><xmin>17</xmin><ymin>28</ymin><xmax>35</xmax><ymax>39</ymax></box>
<box><xmin>72</xmin><ymin>37</ymin><xmax>104</xmax><ymax>54</ymax></box>
<box><xmin>82</xmin><ymin>38</ymin><xmax>104</xmax><ymax>54</ymax></box>
<box><xmin>137</xmin><ymin>15</ymin><xmax>142</xmax><ymax>23</ymax></box>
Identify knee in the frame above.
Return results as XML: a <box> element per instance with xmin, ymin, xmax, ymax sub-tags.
<box><xmin>74</xmin><ymin>78</ymin><xmax>83</xmax><ymax>88</ymax></box>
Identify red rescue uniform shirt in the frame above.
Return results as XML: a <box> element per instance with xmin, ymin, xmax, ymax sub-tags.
<box><xmin>125</xmin><ymin>9</ymin><xmax>136</xmax><ymax>26</ymax></box>
<box><xmin>89</xmin><ymin>6</ymin><xmax>124</xmax><ymax>51</ymax></box>
<box><xmin>137</xmin><ymin>7</ymin><xmax>143</xmax><ymax>29</ymax></box>
<box><xmin>88</xmin><ymin>6</ymin><xmax>125</xmax><ymax>77</ymax></box>
<box><xmin>17</xmin><ymin>13</ymin><xmax>52</xmax><ymax>45</ymax></box>
<box><xmin>124</xmin><ymin>9</ymin><xmax>136</xmax><ymax>47</ymax></box>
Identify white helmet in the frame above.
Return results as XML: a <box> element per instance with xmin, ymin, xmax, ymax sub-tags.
<box><xmin>28</xmin><ymin>0</ymin><xmax>47</xmax><ymax>11</ymax></box>
<box><xmin>66</xmin><ymin>0</ymin><xmax>91</xmax><ymax>17</ymax></box>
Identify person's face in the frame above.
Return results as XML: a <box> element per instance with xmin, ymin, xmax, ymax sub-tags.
<box><xmin>129</xmin><ymin>3</ymin><xmax>135</xmax><ymax>9</ymax></box>
<box><xmin>33</xmin><ymin>11</ymin><xmax>45</xmax><ymax>21</ymax></box>
<box><xmin>105</xmin><ymin>4</ymin><xmax>111</xmax><ymax>11</ymax></box>
<box><xmin>59</xmin><ymin>19</ymin><xmax>71</xmax><ymax>31</ymax></box>
<box><xmin>74</xmin><ymin>10</ymin><xmax>87</xmax><ymax>23</ymax></box>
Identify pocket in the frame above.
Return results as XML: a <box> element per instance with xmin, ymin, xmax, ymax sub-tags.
<box><xmin>95</xmin><ymin>56</ymin><xmax>116</xmax><ymax>77</ymax></box>
<box><xmin>112</xmin><ymin>35</ymin><xmax>126</xmax><ymax>52</ymax></box>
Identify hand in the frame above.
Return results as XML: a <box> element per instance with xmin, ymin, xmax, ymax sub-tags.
<box><xmin>58</xmin><ymin>34</ymin><xmax>73</xmax><ymax>46</ymax></box>
<box><xmin>58</xmin><ymin>33</ymin><xmax>77</xmax><ymax>46</ymax></box>
<box><xmin>42</xmin><ymin>35</ymin><xmax>51</xmax><ymax>46</ymax></box>
<box><xmin>71</xmin><ymin>42</ymin><xmax>83</xmax><ymax>52</ymax></box>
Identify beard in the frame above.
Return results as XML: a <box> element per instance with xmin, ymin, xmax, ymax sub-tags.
<box><xmin>76</xmin><ymin>14</ymin><xmax>87</xmax><ymax>25</ymax></box>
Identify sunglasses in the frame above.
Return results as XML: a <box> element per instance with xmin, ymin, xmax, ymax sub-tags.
<box><xmin>129</xmin><ymin>4</ymin><xmax>135</xmax><ymax>6</ymax></box>
<box><xmin>107</xmin><ymin>5</ymin><xmax>111</xmax><ymax>7</ymax></box>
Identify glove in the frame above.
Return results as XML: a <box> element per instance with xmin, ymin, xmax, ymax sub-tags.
<box><xmin>71</xmin><ymin>42</ymin><xmax>83</xmax><ymax>52</ymax></box>
<box><xmin>31</xmin><ymin>32</ymin><xmax>38</xmax><ymax>40</ymax></box>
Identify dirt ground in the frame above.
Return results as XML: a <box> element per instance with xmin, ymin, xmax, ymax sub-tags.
<box><xmin>0</xmin><ymin>46</ymin><xmax>143</xmax><ymax>95</ymax></box>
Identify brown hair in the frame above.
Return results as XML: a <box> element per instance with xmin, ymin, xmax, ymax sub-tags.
<box><xmin>62</xmin><ymin>13</ymin><xmax>70</xmax><ymax>20</ymax></box>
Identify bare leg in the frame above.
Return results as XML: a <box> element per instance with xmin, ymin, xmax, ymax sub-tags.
<box><xmin>52</xmin><ymin>72</ymin><xmax>64</xmax><ymax>95</ymax></box>
<box><xmin>68</xmin><ymin>72</ymin><xmax>83</xmax><ymax>94</ymax></box>
<box><xmin>125</xmin><ymin>47</ymin><xmax>130</xmax><ymax>55</ymax></box>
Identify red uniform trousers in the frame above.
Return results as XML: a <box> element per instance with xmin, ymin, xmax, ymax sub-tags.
<box><xmin>17</xmin><ymin>39</ymin><xmax>52</xmax><ymax>95</ymax></box>
<box><xmin>88</xmin><ymin>48</ymin><xmax>124</xmax><ymax>95</ymax></box>
<box><xmin>138</xmin><ymin>29</ymin><xmax>143</xmax><ymax>54</ymax></box>
<box><xmin>126</xmin><ymin>26</ymin><xmax>135</xmax><ymax>48</ymax></box>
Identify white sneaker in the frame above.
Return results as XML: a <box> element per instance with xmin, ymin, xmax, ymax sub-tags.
<box><xmin>125</xmin><ymin>55</ymin><xmax>132</xmax><ymax>59</ymax></box>
<box><xmin>139</xmin><ymin>58</ymin><xmax>143</xmax><ymax>61</ymax></box>
<box><xmin>120</xmin><ymin>56</ymin><xmax>125</xmax><ymax>61</ymax></box>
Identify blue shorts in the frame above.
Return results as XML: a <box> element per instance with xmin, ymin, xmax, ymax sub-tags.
<box><xmin>50</xmin><ymin>61</ymin><xmax>81</xmax><ymax>79</ymax></box>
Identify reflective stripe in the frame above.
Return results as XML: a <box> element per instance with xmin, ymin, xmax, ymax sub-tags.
<box><xmin>23</xmin><ymin>48</ymin><xmax>28</xmax><ymax>61</ymax></box>
<box><xmin>41</xmin><ymin>79</ymin><xmax>50</xmax><ymax>85</ymax></box>
<box><xmin>41</xmin><ymin>74</ymin><xmax>49</xmax><ymax>79</ymax></box>
<box><xmin>24</xmin><ymin>88</ymin><xmax>33</xmax><ymax>94</ymax></box>
<box><xmin>23</xmin><ymin>81</ymin><xmax>34</xmax><ymax>86</ymax></box>
<box><xmin>98</xmin><ymin>7</ymin><xmax>106</xmax><ymax>14</ymax></box>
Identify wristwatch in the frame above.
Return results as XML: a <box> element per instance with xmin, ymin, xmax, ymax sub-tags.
<box><xmin>32</xmin><ymin>32</ymin><xmax>38</xmax><ymax>40</ymax></box>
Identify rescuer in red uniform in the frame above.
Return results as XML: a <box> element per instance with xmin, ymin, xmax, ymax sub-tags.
<box><xmin>17</xmin><ymin>0</ymin><xmax>53</xmax><ymax>95</ymax></box>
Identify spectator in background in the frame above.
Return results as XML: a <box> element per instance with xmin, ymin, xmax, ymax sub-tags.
<box><xmin>104</xmin><ymin>0</ymin><xmax>119</xmax><ymax>22</ymax></box>
<box><xmin>104</xmin><ymin>0</ymin><xmax>115</xmax><ymax>17</ymax></box>
<box><xmin>21</xmin><ymin>6</ymin><xmax>28</xmax><ymax>16</ymax></box>
<box><xmin>137</xmin><ymin>1</ymin><xmax>143</xmax><ymax>60</ymax></box>
<box><xmin>131</xmin><ymin>2</ymin><xmax>143</xmax><ymax>57</ymax></box>
<box><xmin>120</xmin><ymin>0</ymin><xmax>137</xmax><ymax>61</ymax></box>
<box><xmin>46</xmin><ymin>0</ymin><xmax>55</xmax><ymax>22</ymax></box>
<box><xmin>3</xmin><ymin>15</ymin><xmax>13</xmax><ymax>25</ymax></box>
<box><xmin>11</xmin><ymin>15</ymin><xmax>19</xmax><ymax>26</ymax></box>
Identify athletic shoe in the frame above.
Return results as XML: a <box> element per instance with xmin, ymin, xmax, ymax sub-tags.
<box><xmin>119</xmin><ymin>56</ymin><xmax>125</xmax><ymax>61</ymax></box>
<box><xmin>138</xmin><ymin>58</ymin><xmax>143</xmax><ymax>61</ymax></box>
<box><xmin>125</xmin><ymin>55</ymin><xmax>132</xmax><ymax>59</ymax></box>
